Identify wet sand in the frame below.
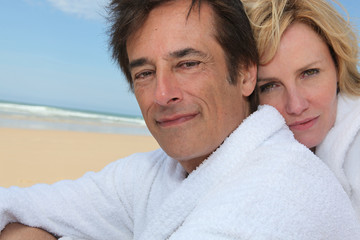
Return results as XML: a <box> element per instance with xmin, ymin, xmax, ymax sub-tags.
<box><xmin>0</xmin><ymin>127</ymin><xmax>159</xmax><ymax>187</ymax></box>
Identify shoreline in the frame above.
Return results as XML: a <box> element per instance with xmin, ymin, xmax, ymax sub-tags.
<box><xmin>0</xmin><ymin>100</ymin><xmax>150</xmax><ymax>136</ymax></box>
<box><xmin>0</xmin><ymin>127</ymin><xmax>159</xmax><ymax>188</ymax></box>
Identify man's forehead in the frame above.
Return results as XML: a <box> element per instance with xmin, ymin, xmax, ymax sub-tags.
<box><xmin>126</xmin><ymin>0</ymin><xmax>216</xmax><ymax>63</ymax></box>
<box><xmin>128</xmin><ymin>0</ymin><xmax>214</xmax><ymax>40</ymax></box>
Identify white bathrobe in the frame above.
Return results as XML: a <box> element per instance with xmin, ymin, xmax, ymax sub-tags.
<box><xmin>1</xmin><ymin>106</ymin><xmax>359</xmax><ymax>239</ymax></box>
<box><xmin>317</xmin><ymin>93</ymin><xmax>360</xmax><ymax>220</ymax></box>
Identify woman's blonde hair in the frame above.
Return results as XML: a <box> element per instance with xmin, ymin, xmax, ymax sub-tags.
<box><xmin>242</xmin><ymin>0</ymin><xmax>360</xmax><ymax>96</ymax></box>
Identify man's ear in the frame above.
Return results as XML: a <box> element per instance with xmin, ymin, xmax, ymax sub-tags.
<box><xmin>240</xmin><ymin>63</ymin><xmax>257</xmax><ymax>97</ymax></box>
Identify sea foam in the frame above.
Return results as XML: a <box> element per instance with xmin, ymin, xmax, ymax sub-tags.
<box><xmin>0</xmin><ymin>101</ymin><xmax>150</xmax><ymax>135</ymax></box>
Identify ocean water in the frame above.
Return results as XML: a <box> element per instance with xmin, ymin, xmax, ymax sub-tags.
<box><xmin>0</xmin><ymin>101</ymin><xmax>151</xmax><ymax>136</ymax></box>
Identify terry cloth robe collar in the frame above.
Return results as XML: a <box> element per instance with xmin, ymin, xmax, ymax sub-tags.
<box><xmin>316</xmin><ymin>93</ymin><xmax>360</xmax><ymax>195</ymax></box>
<box><xmin>139</xmin><ymin>105</ymin><xmax>285</xmax><ymax>239</ymax></box>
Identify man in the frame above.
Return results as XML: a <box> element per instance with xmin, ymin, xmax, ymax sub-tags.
<box><xmin>0</xmin><ymin>0</ymin><xmax>359</xmax><ymax>239</ymax></box>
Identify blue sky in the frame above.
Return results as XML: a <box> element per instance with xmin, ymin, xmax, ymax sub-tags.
<box><xmin>0</xmin><ymin>0</ymin><xmax>359</xmax><ymax>117</ymax></box>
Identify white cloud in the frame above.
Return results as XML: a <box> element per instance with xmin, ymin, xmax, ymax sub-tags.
<box><xmin>46</xmin><ymin>0</ymin><xmax>109</xmax><ymax>20</ymax></box>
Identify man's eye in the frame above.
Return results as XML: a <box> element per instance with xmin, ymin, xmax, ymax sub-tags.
<box><xmin>179</xmin><ymin>61</ymin><xmax>201</xmax><ymax>68</ymax></box>
<box><xmin>301</xmin><ymin>68</ymin><xmax>319</xmax><ymax>78</ymax></box>
<box><xmin>134</xmin><ymin>71</ymin><xmax>153</xmax><ymax>80</ymax></box>
<box><xmin>258</xmin><ymin>82</ymin><xmax>278</xmax><ymax>93</ymax></box>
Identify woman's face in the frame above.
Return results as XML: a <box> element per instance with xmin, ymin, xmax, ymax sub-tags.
<box><xmin>257</xmin><ymin>22</ymin><xmax>338</xmax><ymax>149</ymax></box>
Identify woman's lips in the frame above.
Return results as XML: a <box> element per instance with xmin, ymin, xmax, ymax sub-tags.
<box><xmin>288</xmin><ymin>116</ymin><xmax>319</xmax><ymax>131</ymax></box>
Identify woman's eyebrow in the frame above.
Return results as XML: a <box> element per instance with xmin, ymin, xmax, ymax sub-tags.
<box><xmin>295</xmin><ymin>60</ymin><xmax>322</xmax><ymax>75</ymax></box>
<box><xmin>257</xmin><ymin>76</ymin><xmax>279</xmax><ymax>83</ymax></box>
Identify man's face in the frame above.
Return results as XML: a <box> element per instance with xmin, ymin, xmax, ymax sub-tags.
<box><xmin>127</xmin><ymin>0</ymin><xmax>255</xmax><ymax>172</ymax></box>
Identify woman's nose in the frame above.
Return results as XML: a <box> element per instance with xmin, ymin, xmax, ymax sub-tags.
<box><xmin>285</xmin><ymin>89</ymin><xmax>309</xmax><ymax>115</ymax></box>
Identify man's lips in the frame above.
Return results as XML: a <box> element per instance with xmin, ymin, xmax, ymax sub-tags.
<box><xmin>156</xmin><ymin>113</ymin><xmax>198</xmax><ymax>127</ymax></box>
<box><xmin>288</xmin><ymin>116</ymin><xmax>319</xmax><ymax>131</ymax></box>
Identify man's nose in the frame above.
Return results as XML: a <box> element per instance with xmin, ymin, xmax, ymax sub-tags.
<box><xmin>154</xmin><ymin>69</ymin><xmax>183</xmax><ymax>106</ymax></box>
<box><xmin>285</xmin><ymin>89</ymin><xmax>309</xmax><ymax>115</ymax></box>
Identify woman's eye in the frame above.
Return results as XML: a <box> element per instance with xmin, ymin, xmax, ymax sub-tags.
<box><xmin>301</xmin><ymin>68</ymin><xmax>319</xmax><ymax>78</ymax></box>
<box><xmin>258</xmin><ymin>82</ymin><xmax>278</xmax><ymax>93</ymax></box>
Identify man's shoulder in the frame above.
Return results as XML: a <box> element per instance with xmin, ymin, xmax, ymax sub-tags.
<box><xmin>110</xmin><ymin>148</ymin><xmax>170</xmax><ymax>171</ymax></box>
<box><xmin>119</xmin><ymin>148</ymin><xmax>167</xmax><ymax>163</ymax></box>
<box><xmin>254</xmin><ymin>129</ymin><xmax>330</xmax><ymax>182</ymax></box>
<box><xmin>180</xmin><ymin>136</ymin><xmax>358</xmax><ymax>239</ymax></box>
<box><xmin>106</xmin><ymin>148</ymin><xmax>183</xmax><ymax>179</ymax></box>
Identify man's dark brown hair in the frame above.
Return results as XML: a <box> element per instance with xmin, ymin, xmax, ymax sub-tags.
<box><xmin>107</xmin><ymin>0</ymin><xmax>259</xmax><ymax>111</ymax></box>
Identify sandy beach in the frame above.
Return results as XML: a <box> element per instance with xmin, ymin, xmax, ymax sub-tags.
<box><xmin>0</xmin><ymin>127</ymin><xmax>159</xmax><ymax>188</ymax></box>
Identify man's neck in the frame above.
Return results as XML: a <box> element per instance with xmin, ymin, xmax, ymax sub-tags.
<box><xmin>179</xmin><ymin>155</ymin><xmax>210</xmax><ymax>174</ymax></box>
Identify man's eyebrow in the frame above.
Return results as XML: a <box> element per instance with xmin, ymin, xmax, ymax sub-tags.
<box><xmin>129</xmin><ymin>48</ymin><xmax>207</xmax><ymax>70</ymax></box>
<box><xmin>129</xmin><ymin>58</ymin><xmax>149</xmax><ymax>70</ymax></box>
<box><xmin>169</xmin><ymin>48</ymin><xmax>208</xmax><ymax>59</ymax></box>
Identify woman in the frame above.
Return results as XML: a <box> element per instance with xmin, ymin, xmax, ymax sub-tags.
<box><xmin>242</xmin><ymin>0</ymin><xmax>360</xmax><ymax>218</ymax></box>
